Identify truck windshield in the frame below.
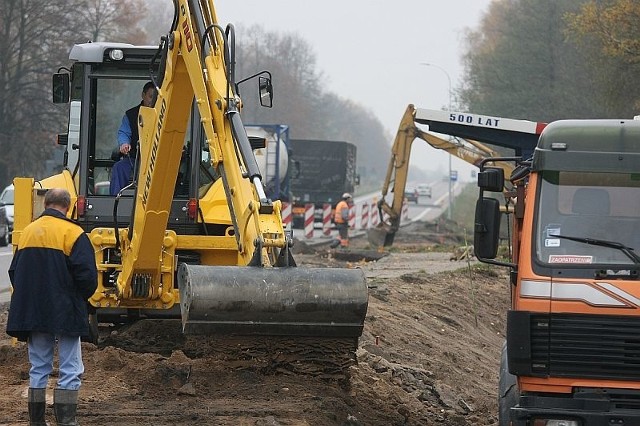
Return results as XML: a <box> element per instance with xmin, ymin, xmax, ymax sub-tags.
<box><xmin>535</xmin><ymin>171</ymin><xmax>640</xmax><ymax>266</ymax></box>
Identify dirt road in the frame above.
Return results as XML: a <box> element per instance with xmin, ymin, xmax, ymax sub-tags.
<box><xmin>0</xmin><ymin>220</ymin><xmax>509</xmax><ymax>425</ymax></box>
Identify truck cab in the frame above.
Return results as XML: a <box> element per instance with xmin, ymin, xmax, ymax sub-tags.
<box><xmin>475</xmin><ymin>119</ymin><xmax>640</xmax><ymax>425</ymax></box>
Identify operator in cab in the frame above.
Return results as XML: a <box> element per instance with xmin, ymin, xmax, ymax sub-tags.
<box><xmin>110</xmin><ymin>81</ymin><xmax>156</xmax><ymax>195</ymax></box>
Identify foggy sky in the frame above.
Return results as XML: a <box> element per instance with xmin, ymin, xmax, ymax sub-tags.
<box><xmin>216</xmin><ymin>1</ymin><xmax>493</xmax><ymax>181</ymax></box>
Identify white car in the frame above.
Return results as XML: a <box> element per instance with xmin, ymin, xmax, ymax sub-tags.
<box><xmin>0</xmin><ymin>184</ymin><xmax>13</xmax><ymax>245</ymax></box>
<box><xmin>416</xmin><ymin>183</ymin><xmax>432</xmax><ymax>198</ymax></box>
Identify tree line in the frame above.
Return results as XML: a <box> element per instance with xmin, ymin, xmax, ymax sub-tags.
<box><xmin>0</xmin><ymin>0</ymin><xmax>391</xmax><ymax>189</ymax></box>
<box><xmin>2</xmin><ymin>0</ymin><xmax>638</xmax><ymax>189</ymax></box>
<box><xmin>460</xmin><ymin>0</ymin><xmax>640</xmax><ymax>122</ymax></box>
<box><xmin>0</xmin><ymin>0</ymin><xmax>149</xmax><ymax>187</ymax></box>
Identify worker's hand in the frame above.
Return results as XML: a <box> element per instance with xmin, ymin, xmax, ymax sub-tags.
<box><xmin>119</xmin><ymin>143</ymin><xmax>131</xmax><ymax>155</ymax></box>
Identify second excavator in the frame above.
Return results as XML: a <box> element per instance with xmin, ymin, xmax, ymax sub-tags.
<box><xmin>369</xmin><ymin>103</ymin><xmax>545</xmax><ymax>248</ymax></box>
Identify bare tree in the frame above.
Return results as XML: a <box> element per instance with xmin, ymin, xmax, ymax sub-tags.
<box><xmin>0</xmin><ymin>0</ymin><xmax>86</xmax><ymax>185</ymax></box>
<box><xmin>76</xmin><ymin>0</ymin><xmax>148</xmax><ymax>43</ymax></box>
<box><xmin>0</xmin><ymin>0</ymin><xmax>155</xmax><ymax>187</ymax></box>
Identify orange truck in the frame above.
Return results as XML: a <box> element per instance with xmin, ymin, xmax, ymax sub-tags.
<box><xmin>475</xmin><ymin>118</ymin><xmax>640</xmax><ymax>425</ymax></box>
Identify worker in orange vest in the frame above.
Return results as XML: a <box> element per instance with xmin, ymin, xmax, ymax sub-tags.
<box><xmin>330</xmin><ymin>193</ymin><xmax>353</xmax><ymax>249</ymax></box>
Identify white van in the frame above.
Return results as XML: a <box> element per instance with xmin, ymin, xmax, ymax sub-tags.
<box><xmin>416</xmin><ymin>183</ymin><xmax>432</xmax><ymax>198</ymax></box>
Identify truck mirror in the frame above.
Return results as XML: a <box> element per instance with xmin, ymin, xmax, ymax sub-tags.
<box><xmin>259</xmin><ymin>76</ymin><xmax>273</xmax><ymax>108</ymax></box>
<box><xmin>474</xmin><ymin>197</ymin><xmax>501</xmax><ymax>259</ymax></box>
<box><xmin>477</xmin><ymin>167</ymin><xmax>504</xmax><ymax>192</ymax></box>
<box><xmin>52</xmin><ymin>73</ymin><xmax>70</xmax><ymax>104</ymax></box>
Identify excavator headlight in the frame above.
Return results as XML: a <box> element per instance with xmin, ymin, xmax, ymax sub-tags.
<box><xmin>108</xmin><ymin>49</ymin><xmax>124</xmax><ymax>61</ymax></box>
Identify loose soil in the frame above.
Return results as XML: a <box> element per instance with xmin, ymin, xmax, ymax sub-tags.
<box><xmin>0</xmin><ymin>219</ymin><xmax>510</xmax><ymax>425</ymax></box>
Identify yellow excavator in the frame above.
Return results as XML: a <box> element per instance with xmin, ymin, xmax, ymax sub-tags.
<box><xmin>12</xmin><ymin>0</ymin><xmax>368</xmax><ymax>354</ymax></box>
<box><xmin>368</xmin><ymin>104</ymin><xmax>543</xmax><ymax>248</ymax></box>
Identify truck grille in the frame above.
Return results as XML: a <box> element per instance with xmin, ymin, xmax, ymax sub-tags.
<box><xmin>530</xmin><ymin>313</ymin><xmax>640</xmax><ymax>381</ymax></box>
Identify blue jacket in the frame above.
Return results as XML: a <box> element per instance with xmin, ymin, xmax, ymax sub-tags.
<box><xmin>117</xmin><ymin>103</ymin><xmax>142</xmax><ymax>158</ymax></box>
<box><xmin>6</xmin><ymin>209</ymin><xmax>97</xmax><ymax>341</ymax></box>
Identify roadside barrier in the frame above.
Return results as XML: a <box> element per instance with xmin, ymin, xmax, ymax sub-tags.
<box><xmin>348</xmin><ymin>205</ymin><xmax>356</xmax><ymax>230</ymax></box>
<box><xmin>322</xmin><ymin>203</ymin><xmax>332</xmax><ymax>236</ymax></box>
<box><xmin>281</xmin><ymin>202</ymin><xmax>292</xmax><ymax>230</ymax></box>
<box><xmin>370</xmin><ymin>201</ymin><xmax>380</xmax><ymax>226</ymax></box>
<box><xmin>402</xmin><ymin>198</ymin><xmax>408</xmax><ymax>221</ymax></box>
<box><xmin>360</xmin><ymin>202</ymin><xmax>369</xmax><ymax>229</ymax></box>
<box><xmin>304</xmin><ymin>203</ymin><xmax>315</xmax><ymax>239</ymax></box>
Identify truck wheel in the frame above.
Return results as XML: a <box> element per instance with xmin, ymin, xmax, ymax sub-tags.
<box><xmin>499</xmin><ymin>340</ymin><xmax>519</xmax><ymax>426</ymax></box>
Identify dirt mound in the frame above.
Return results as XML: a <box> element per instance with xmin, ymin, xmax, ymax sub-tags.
<box><xmin>0</xmin><ymin>220</ymin><xmax>508</xmax><ymax>425</ymax></box>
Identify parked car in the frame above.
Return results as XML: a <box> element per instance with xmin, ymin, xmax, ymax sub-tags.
<box><xmin>416</xmin><ymin>183</ymin><xmax>432</xmax><ymax>198</ymax></box>
<box><xmin>0</xmin><ymin>184</ymin><xmax>13</xmax><ymax>246</ymax></box>
<box><xmin>404</xmin><ymin>188</ymin><xmax>419</xmax><ymax>204</ymax></box>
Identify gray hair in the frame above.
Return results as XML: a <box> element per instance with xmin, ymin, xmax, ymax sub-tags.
<box><xmin>44</xmin><ymin>188</ymin><xmax>71</xmax><ymax>209</ymax></box>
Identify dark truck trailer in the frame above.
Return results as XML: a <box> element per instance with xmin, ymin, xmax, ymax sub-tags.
<box><xmin>289</xmin><ymin>139</ymin><xmax>358</xmax><ymax>228</ymax></box>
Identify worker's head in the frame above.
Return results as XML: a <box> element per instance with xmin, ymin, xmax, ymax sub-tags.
<box><xmin>44</xmin><ymin>188</ymin><xmax>71</xmax><ymax>214</ymax></box>
<box><xmin>141</xmin><ymin>81</ymin><xmax>156</xmax><ymax>107</ymax></box>
<box><xmin>342</xmin><ymin>192</ymin><xmax>352</xmax><ymax>201</ymax></box>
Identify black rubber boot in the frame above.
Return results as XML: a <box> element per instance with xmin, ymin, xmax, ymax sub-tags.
<box><xmin>28</xmin><ymin>388</ymin><xmax>48</xmax><ymax>426</ymax></box>
<box><xmin>53</xmin><ymin>389</ymin><xmax>78</xmax><ymax>426</ymax></box>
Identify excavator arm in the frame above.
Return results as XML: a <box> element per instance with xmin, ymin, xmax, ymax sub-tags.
<box><xmin>117</xmin><ymin>0</ymin><xmax>280</xmax><ymax>299</ymax></box>
<box><xmin>112</xmin><ymin>0</ymin><xmax>367</xmax><ymax>338</ymax></box>
<box><xmin>369</xmin><ymin>104</ymin><xmax>545</xmax><ymax>248</ymax></box>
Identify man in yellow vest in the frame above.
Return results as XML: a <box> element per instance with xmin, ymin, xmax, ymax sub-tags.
<box><xmin>330</xmin><ymin>193</ymin><xmax>353</xmax><ymax>249</ymax></box>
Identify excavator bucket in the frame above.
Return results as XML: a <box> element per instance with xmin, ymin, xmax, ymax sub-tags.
<box><xmin>368</xmin><ymin>223</ymin><xmax>396</xmax><ymax>249</ymax></box>
<box><xmin>178</xmin><ymin>264</ymin><xmax>368</xmax><ymax>338</ymax></box>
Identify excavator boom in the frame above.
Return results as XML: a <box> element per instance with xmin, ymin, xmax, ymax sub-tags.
<box><xmin>126</xmin><ymin>0</ymin><xmax>368</xmax><ymax>339</ymax></box>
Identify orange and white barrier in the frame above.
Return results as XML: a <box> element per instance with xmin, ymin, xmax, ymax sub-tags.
<box><xmin>348</xmin><ymin>205</ymin><xmax>356</xmax><ymax>230</ymax></box>
<box><xmin>370</xmin><ymin>202</ymin><xmax>380</xmax><ymax>227</ymax></box>
<box><xmin>304</xmin><ymin>203</ymin><xmax>315</xmax><ymax>239</ymax></box>
<box><xmin>382</xmin><ymin>210</ymin><xmax>391</xmax><ymax>224</ymax></box>
<box><xmin>281</xmin><ymin>202</ymin><xmax>292</xmax><ymax>230</ymax></box>
<box><xmin>322</xmin><ymin>203</ymin><xmax>332</xmax><ymax>236</ymax></box>
<box><xmin>402</xmin><ymin>198</ymin><xmax>409</xmax><ymax>222</ymax></box>
<box><xmin>360</xmin><ymin>202</ymin><xmax>369</xmax><ymax>229</ymax></box>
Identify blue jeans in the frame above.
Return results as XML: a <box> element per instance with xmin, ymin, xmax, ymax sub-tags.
<box><xmin>28</xmin><ymin>332</ymin><xmax>84</xmax><ymax>390</ymax></box>
<box><xmin>110</xmin><ymin>157</ymin><xmax>134</xmax><ymax>195</ymax></box>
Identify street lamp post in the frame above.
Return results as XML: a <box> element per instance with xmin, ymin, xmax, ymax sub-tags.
<box><xmin>420</xmin><ymin>62</ymin><xmax>453</xmax><ymax>220</ymax></box>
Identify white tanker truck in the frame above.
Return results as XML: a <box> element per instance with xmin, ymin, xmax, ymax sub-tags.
<box><xmin>245</xmin><ymin>124</ymin><xmax>292</xmax><ymax>202</ymax></box>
